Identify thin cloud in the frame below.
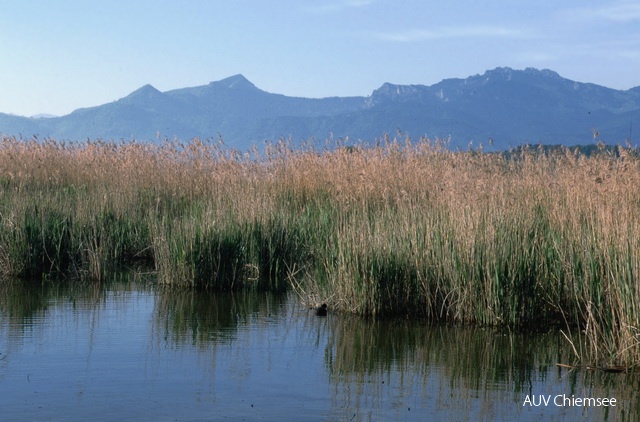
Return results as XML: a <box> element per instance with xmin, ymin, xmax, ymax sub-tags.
<box><xmin>561</xmin><ymin>1</ymin><xmax>640</xmax><ymax>23</ymax></box>
<box><xmin>514</xmin><ymin>37</ymin><xmax>640</xmax><ymax>64</ymax></box>
<box><xmin>374</xmin><ymin>25</ymin><xmax>526</xmax><ymax>42</ymax></box>
<box><xmin>305</xmin><ymin>0</ymin><xmax>374</xmax><ymax>14</ymax></box>
<box><xmin>573</xmin><ymin>38</ymin><xmax>640</xmax><ymax>61</ymax></box>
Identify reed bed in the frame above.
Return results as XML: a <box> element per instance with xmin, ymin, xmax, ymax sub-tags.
<box><xmin>0</xmin><ymin>135</ymin><xmax>639</xmax><ymax>366</ymax></box>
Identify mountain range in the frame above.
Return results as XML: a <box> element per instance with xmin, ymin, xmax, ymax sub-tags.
<box><xmin>1</xmin><ymin>67</ymin><xmax>638</xmax><ymax>150</ymax></box>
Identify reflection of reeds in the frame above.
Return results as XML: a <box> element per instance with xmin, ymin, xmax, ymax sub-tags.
<box><xmin>326</xmin><ymin>318</ymin><xmax>556</xmax><ymax>392</ymax></box>
<box><xmin>1</xmin><ymin>135</ymin><xmax>640</xmax><ymax>365</ymax></box>
<box><xmin>326</xmin><ymin>318</ymin><xmax>640</xmax><ymax>420</ymax></box>
<box><xmin>152</xmin><ymin>288</ymin><xmax>288</xmax><ymax>351</ymax></box>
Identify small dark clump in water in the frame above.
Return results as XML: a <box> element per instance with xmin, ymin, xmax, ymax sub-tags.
<box><xmin>315</xmin><ymin>303</ymin><xmax>328</xmax><ymax>316</ymax></box>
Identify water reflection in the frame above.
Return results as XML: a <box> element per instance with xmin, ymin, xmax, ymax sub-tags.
<box><xmin>324</xmin><ymin>317</ymin><xmax>640</xmax><ymax>420</ymax></box>
<box><xmin>153</xmin><ymin>287</ymin><xmax>288</xmax><ymax>346</ymax></box>
<box><xmin>0</xmin><ymin>278</ymin><xmax>638</xmax><ymax>421</ymax></box>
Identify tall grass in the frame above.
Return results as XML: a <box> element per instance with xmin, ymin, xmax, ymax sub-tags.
<box><xmin>1</xmin><ymin>135</ymin><xmax>639</xmax><ymax>366</ymax></box>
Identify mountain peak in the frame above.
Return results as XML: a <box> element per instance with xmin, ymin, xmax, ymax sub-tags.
<box><xmin>525</xmin><ymin>67</ymin><xmax>561</xmax><ymax>78</ymax></box>
<box><xmin>369</xmin><ymin>82</ymin><xmax>425</xmax><ymax>106</ymax></box>
<box><xmin>31</xmin><ymin>113</ymin><xmax>57</xmax><ymax>119</ymax></box>
<box><xmin>131</xmin><ymin>84</ymin><xmax>161</xmax><ymax>95</ymax></box>
<box><xmin>481</xmin><ymin>67</ymin><xmax>562</xmax><ymax>81</ymax></box>
<box><xmin>119</xmin><ymin>84</ymin><xmax>163</xmax><ymax>103</ymax></box>
<box><xmin>485</xmin><ymin>66</ymin><xmax>515</xmax><ymax>75</ymax></box>
<box><xmin>211</xmin><ymin>74</ymin><xmax>257</xmax><ymax>90</ymax></box>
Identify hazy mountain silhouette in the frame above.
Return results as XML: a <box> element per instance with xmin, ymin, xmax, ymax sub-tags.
<box><xmin>1</xmin><ymin>68</ymin><xmax>638</xmax><ymax>150</ymax></box>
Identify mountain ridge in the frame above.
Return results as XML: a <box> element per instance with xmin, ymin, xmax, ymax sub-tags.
<box><xmin>1</xmin><ymin>67</ymin><xmax>638</xmax><ymax>150</ymax></box>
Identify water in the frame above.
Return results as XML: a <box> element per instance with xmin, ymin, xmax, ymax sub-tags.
<box><xmin>0</xmin><ymin>278</ymin><xmax>638</xmax><ymax>421</ymax></box>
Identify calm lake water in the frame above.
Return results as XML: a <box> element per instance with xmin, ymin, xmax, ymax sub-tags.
<box><xmin>0</xmin><ymin>277</ymin><xmax>638</xmax><ymax>421</ymax></box>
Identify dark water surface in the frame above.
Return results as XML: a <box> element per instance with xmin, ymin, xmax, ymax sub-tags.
<box><xmin>0</xmin><ymin>278</ymin><xmax>638</xmax><ymax>421</ymax></box>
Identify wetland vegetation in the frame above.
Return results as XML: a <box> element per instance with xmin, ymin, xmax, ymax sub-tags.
<box><xmin>1</xmin><ymin>135</ymin><xmax>640</xmax><ymax>368</ymax></box>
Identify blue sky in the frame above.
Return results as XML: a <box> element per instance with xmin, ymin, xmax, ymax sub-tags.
<box><xmin>1</xmin><ymin>0</ymin><xmax>639</xmax><ymax>117</ymax></box>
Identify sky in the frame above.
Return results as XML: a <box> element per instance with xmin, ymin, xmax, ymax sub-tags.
<box><xmin>1</xmin><ymin>0</ymin><xmax>639</xmax><ymax>117</ymax></box>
